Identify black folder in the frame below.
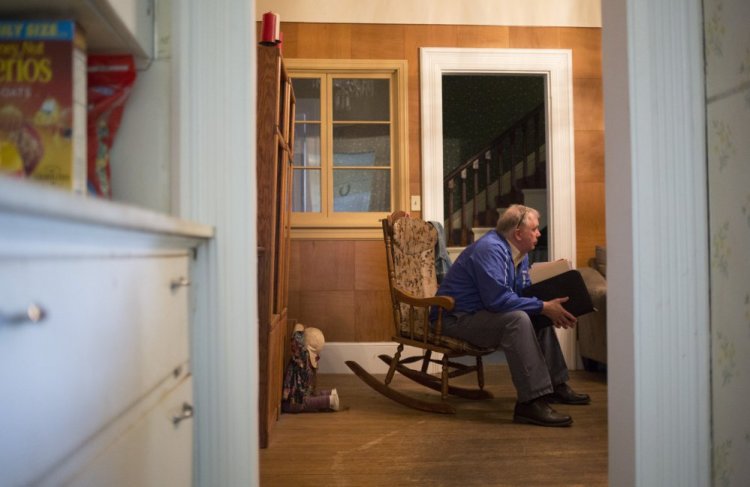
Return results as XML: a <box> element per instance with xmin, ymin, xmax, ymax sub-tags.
<box><xmin>521</xmin><ymin>269</ymin><xmax>595</xmax><ymax>330</ymax></box>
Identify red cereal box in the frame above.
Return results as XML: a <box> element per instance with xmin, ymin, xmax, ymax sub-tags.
<box><xmin>0</xmin><ymin>20</ymin><xmax>87</xmax><ymax>194</ymax></box>
<box><xmin>87</xmin><ymin>54</ymin><xmax>137</xmax><ymax>198</ymax></box>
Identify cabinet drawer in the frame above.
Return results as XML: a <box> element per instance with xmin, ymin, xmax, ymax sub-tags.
<box><xmin>0</xmin><ymin>254</ymin><xmax>191</xmax><ymax>486</ymax></box>
<box><xmin>70</xmin><ymin>376</ymin><xmax>193</xmax><ymax>487</ymax></box>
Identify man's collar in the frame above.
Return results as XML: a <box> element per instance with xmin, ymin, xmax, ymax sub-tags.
<box><xmin>508</xmin><ymin>240</ymin><xmax>525</xmax><ymax>267</ymax></box>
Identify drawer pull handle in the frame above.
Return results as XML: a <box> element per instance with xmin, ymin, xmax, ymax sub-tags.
<box><xmin>170</xmin><ymin>277</ymin><xmax>191</xmax><ymax>290</ymax></box>
<box><xmin>1</xmin><ymin>303</ymin><xmax>46</xmax><ymax>325</ymax></box>
<box><xmin>172</xmin><ymin>402</ymin><xmax>194</xmax><ymax>426</ymax></box>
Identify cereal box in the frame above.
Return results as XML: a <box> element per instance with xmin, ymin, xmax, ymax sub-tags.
<box><xmin>0</xmin><ymin>20</ymin><xmax>87</xmax><ymax>193</ymax></box>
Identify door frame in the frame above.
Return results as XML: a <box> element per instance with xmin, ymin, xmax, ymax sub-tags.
<box><xmin>419</xmin><ymin>47</ymin><xmax>578</xmax><ymax>365</ymax></box>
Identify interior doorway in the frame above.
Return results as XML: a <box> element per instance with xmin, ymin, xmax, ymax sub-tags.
<box><xmin>441</xmin><ymin>73</ymin><xmax>548</xmax><ymax>260</ymax></box>
<box><xmin>419</xmin><ymin>47</ymin><xmax>578</xmax><ymax>366</ymax></box>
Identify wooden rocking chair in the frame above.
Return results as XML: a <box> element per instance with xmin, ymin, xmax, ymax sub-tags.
<box><xmin>345</xmin><ymin>211</ymin><xmax>496</xmax><ymax>413</ymax></box>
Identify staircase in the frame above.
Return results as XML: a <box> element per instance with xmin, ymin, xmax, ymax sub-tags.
<box><xmin>444</xmin><ymin>103</ymin><xmax>547</xmax><ymax>247</ymax></box>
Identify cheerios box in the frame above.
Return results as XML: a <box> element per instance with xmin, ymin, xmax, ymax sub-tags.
<box><xmin>0</xmin><ymin>20</ymin><xmax>87</xmax><ymax>193</ymax></box>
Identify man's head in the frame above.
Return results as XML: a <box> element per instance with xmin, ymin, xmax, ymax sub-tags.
<box><xmin>496</xmin><ymin>204</ymin><xmax>542</xmax><ymax>254</ymax></box>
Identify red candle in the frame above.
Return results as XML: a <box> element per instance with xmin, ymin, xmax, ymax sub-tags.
<box><xmin>260</xmin><ymin>12</ymin><xmax>280</xmax><ymax>45</ymax></box>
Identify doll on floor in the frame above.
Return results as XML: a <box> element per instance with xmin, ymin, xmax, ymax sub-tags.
<box><xmin>281</xmin><ymin>323</ymin><xmax>340</xmax><ymax>413</ymax></box>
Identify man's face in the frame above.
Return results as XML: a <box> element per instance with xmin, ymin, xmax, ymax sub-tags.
<box><xmin>514</xmin><ymin>212</ymin><xmax>541</xmax><ymax>254</ymax></box>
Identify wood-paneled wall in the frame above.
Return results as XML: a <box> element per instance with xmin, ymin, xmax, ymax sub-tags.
<box><xmin>277</xmin><ymin>23</ymin><xmax>605</xmax><ymax>342</ymax></box>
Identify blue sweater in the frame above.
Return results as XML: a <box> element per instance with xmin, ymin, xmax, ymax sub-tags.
<box><xmin>435</xmin><ymin>230</ymin><xmax>543</xmax><ymax>316</ymax></box>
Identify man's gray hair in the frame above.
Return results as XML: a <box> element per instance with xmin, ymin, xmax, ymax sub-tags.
<box><xmin>496</xmin><ymin>204</ymin><xmax>540</xmax><ymax>237</ymax></box>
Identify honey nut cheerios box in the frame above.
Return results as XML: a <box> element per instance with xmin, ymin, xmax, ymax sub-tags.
<box><xmin>0</xmin><ymin>20</ymin><xmax>87</xmax><ymax>194</ymax></box>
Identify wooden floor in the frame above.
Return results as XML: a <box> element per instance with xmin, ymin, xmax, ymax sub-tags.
<box><xmin>260</xmin><ymin>364</ymin><xmax>608</xmax><ymax>486</ymax></box>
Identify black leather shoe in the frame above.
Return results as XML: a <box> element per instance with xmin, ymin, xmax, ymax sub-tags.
<box><xmin>513</xmin><ymin>397</ymin><xmax>573</xmax><ymax>427</ymax></box>
<box><xmin>547</xmin><ymin>383</ymin><xmax>591</xmax><ymax>405</ymax></box>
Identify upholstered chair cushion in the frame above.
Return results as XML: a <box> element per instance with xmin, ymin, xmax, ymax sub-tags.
<box><xmin>594</xmin><ymin>245</ymin><xmax>607</xmax><ymax>277</ymax></box>
<box><xmin>578</xmin><ymin>255</ymin><xmax>608</xmax><ymax>365</ymax></box>
<box><xmin>391</xmin><ymin>217</ymin><xmax>439</xmax><ymax>298</ymax></box>
<box><xmin>390</xmin><ymin>218</ymin><xmax>437</xmax><ymax>336</ymax></box>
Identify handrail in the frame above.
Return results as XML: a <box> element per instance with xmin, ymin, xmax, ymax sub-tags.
<box><xmin>443</xmin><ymin>103</ymin><xmax>544</xmax><ymax>183</ymax></box>
<box><xmin>442</xmin><ymin>103</ymin><xmax>546</xmax><ymax>246</ymax></box>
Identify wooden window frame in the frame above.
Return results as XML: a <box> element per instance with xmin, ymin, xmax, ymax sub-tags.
<box><xmin>285</xmin><ymin>59</ymin><xmax>409</xmax><ymax>239</ymax></box>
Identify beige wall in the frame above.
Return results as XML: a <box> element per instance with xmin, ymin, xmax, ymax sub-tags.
<box><xmin>277</xmin><ymin>22</ymin><xmax>605</xmax><ymax>342</ymax></box>
<box><xmin>256</xmin><ymin>0</ymin><xmax>601</xmax><ymax>27</ymax></box>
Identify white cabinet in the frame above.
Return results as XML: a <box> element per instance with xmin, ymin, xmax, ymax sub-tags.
<box><xmin>0</xmin><ymin>0</ymin><xmax>154</xmax><ymax>59</ymax></box>
<box><xmin>70</xmin><ymin>375</ymin><xmax>194</xmax><ymax>487</ymax></box>
<box><xmin>0</xmin><ymin>179</ymin><xmax>212</xmax><ymax>486</ymax></box>
<box><xmin>1</xmin><ymin>1</ymin><xmax>258</xmax><ymax>483</ymax></box>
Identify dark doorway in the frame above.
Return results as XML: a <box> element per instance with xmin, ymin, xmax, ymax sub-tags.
<box><xmin>441</xmin><ymin>74</ymin><xmax>548</xmax><ymax>261</ymax></box>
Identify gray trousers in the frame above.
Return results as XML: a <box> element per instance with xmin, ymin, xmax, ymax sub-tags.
<box><xmin>441</xmin><ymin>310</ymin><xmax>569</xmax><ymax>403</ymax></box>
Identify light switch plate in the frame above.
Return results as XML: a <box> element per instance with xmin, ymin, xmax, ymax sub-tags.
<box><xmin>410</xmin><ymin>195</ymin><xmax>421</xmax><ymax>211</ymax></box>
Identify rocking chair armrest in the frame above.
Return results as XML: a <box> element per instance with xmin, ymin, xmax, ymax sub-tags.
<box><xmin>393</xmin><ymin>286</ymin><xmax>455</xmax><ymax>311</ymax></box>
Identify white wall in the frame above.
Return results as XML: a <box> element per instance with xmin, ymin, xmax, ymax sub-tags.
<box><xmin>110</xmin><ymin>0</ymin><xmax>173</xmax><ymax>214</ymax></box>
<box><xmin>110</xmin><ymin>59</ymin><xmax>172</xmax><ymax>213</ymax></box>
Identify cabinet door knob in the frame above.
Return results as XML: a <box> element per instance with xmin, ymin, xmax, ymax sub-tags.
<box><xmin>170</xmin><ymin>277</ymin><xmax>191</xmax><ymax>290</ymax></box>
<box><xmin>1</xmin><ymin>303</ymin><xmax>46</xmax><ymax>325</ymax></box>
<box><xmin>172</xmin><ymin>402</ymin><xmax>194</xmax><ymax>426</ymax></box>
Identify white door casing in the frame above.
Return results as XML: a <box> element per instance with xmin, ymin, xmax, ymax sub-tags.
<box><xmin>419</xmin><ymin>47</ymin><xmax>578</xmax><ymax>366</ymax></box>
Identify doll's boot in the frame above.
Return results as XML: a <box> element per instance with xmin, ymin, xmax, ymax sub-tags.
<box><xmin>329</xmin><ymin>388</ymin><xmax>340</xmax><ymax>411</ymax></box>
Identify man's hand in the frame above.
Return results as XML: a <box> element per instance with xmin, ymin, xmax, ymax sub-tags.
<box><xmin>542</xmin><ymin>297</ymin><xmax>577</xmax><ymax>329</ymax></box>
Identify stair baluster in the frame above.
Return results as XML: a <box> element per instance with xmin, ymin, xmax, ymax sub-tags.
<box><xmin>522</xmin><ymin>123</ymin><xmax>530</xmax><ymax>184</ymax></box>
<box><xmin>509</xmin><ymin>131</ymin><xmax>516</xmax><ymax>201</ymax></box>
<box><xmin>447</xmin><ymin>179</ymin><xmax>455</xmax><ymax>245</ymax></box>
<box><xmin>460</xmin><ymin>168</ymin><xmax>468</xmax><ymax>246</ymax></box>
<box><xmin>443</xmin><ymin>104</ymin><xmax>545</xmax><ymax>247</ymax></box>
<box><xmin>472</xmin><ymin>159</ymin><xmax>480</xmax><ymax>228</ymax></box>
<box><xmin>484</xmin><ymin>151</ymin><xmax>493</xmax><ymax>226</ymax></box>
<box><xmin>534</xmin><ymin>111</ymin><xmax>544</xmax><ymax>185</ymax></box>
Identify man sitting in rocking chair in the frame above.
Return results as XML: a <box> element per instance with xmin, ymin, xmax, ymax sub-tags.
<box><xmin>434</xmin><ymin>204</ymin><xmax>590</xmax><ymax>427</ymax></box>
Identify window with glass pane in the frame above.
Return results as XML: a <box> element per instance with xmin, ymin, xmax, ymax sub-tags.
<box><xmin>332</xmin><ymin>79</ymin><xmax>390</xmax><ymax>121</ymax></box>
<box><xmin>331</xmin><ymin>78</ymin><xmax>391</xmax><ymax>213</ymax></box>
<box><xmin>291</xmin><ymin>77</ymin><xmax>322</xmax><ymax>213</ymax></box>
<box><xmin>286</xmin><ymin>61</ymin><xmax>406</xmax><ymax>233</ymax></box>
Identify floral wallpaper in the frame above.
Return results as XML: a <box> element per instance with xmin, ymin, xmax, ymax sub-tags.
<box><xmin>705</xmin><ymin>0</ymin><xmax>750</xmax><ymax>485</ymax></box>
